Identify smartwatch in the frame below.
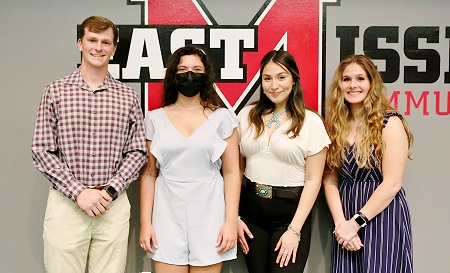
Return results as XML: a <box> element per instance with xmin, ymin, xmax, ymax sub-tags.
<box><xmin>104</xmin><ymin>185</ymin><xmax>118</xmax><ymax>201</ymax></box>
<box><xmin>353</xmin><ymin>212</ymin><xmax>368</xmax><ymax>227</ymax></box>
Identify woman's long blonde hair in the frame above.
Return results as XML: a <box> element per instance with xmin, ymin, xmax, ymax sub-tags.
<box><xmin>325</xmin><ymin>55</ymin><xmax>413</xmax><ymax>171</ymax></box>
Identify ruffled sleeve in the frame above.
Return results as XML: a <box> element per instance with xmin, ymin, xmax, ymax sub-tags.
<box><xmin>144</xmin><ymin>110</ymin><xmax>155</xmax><ymax>141</ymax></box>
<box><xmin>144</xmin><ymin>109</ymin><xmax>160</xmax><ymax>165</ymax></box>
<box><xmin>217</xmin><ymin>108</ymin><xmax>238</xmax><ymax>139</ymax></box>
<box><xmin>211</xmin><ymin>108</ymin><xmax>238</xmax><ymax>164</ymax></box>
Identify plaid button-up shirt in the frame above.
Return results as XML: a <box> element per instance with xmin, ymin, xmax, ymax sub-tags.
<box><xmin>32</xmin><ymin>68</ymin><xmax>147</xmax><ymax>201</ymax></box>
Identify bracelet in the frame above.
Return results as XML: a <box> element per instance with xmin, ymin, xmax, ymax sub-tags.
<box><xmin>287</xmin><ymin>224</ymin><xmax>301</xmax><ymax>241</ymax></box>
<box><xmin>358</xmin><ymin>211</ymin><xmax>369</xmax><ymax>223</ymax></box>
<box><xmin>238</xmin><ymin>216</ymin><xmax>241</xmax><ymax>221</ymax></box>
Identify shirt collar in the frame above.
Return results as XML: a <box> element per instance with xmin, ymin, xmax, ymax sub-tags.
<box><xmin>63</xmin><ymin>68</ymin><xmax>113</xmax><ymax>92</ymax></box>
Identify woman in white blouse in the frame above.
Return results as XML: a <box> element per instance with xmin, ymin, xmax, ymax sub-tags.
<box><xmin>237</xmin><ymin>50</ymin><xmax>330</xmax><ymax>273</ymax></box>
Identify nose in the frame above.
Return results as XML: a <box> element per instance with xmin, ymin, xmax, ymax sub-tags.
<box><xmin>350</xmin><ymin>79</ymin><xmax>358</xmax><ymax>88</ymax></box>
<box><xmin>270</xmin><ymin>80</ymin><xmax>279</xmax><ymax>90</ymax></box>
<box><xmin>187</xmin><ymin>71</ymin><xmax>193</xmax><ymax>81</ymax></box>
<box><xmin>95</xmin><ymin>41</ymin><xmax>103</xmax><ymax>51</ymax></box>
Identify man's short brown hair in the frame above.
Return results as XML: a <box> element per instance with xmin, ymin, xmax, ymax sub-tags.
<box><xmin>78</xmin><ymin>16</ymin><xmax>119</xmax><ymax>46</ymax></box>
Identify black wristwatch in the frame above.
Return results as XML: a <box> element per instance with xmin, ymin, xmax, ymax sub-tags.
<box><xmin>353</xmin><ymin>212</ymin><xmax>368</xmax><ymax>227</ymax></box>
<box><xmin>104</xmin><ymin>185</ymin><xmax>118</xmax><ymax>201</ymax></box>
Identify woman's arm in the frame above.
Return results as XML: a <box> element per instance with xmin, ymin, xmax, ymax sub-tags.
<box><xmin>323</xmin><ymin>168</ymin><xmax>363</xmax><ymax>251</ymax></box>
<box><xmin>237</xmin><ymin>152</ymin><xmax>255</xmax><ymax>254</ymax></box>
<box><xmin>333</xmin><ymin>116</ymin><xmax>408</xmax><ymax>247</ymax></box>
<box><xmin>322</xmin><ymin>170</ymin><xmax>346</xmax><ymax>226</ymax></box>
<box><xmin>217</xmin><ymin>128</ymin><xmax>242</xmax><ymax>254</ymax></box>
<box><xmin>139</xmin><ymin>140</ymin><xmax>159</xmax><ymax>253</ymax></box>
<box><xmin>276</xmin><ymin>147</ymin><xmax>327</xmax><ymax>267</ymax></box>
<box><xmin>359</xmin><ymin>116</ymin><xmax>408</xmax><ymax>220</ymax></box>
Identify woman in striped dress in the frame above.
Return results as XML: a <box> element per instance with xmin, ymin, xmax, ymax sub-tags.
<box><xmin>323</xmin><ymin>54</ymin><xmax>414</xmax><ymax>273</ymax></box>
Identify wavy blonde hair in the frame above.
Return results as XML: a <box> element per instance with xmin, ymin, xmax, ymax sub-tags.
<box><xmin>325</xmin><ymin>55</ymin><xmax>413</xmax><ymax>171</ymax></box>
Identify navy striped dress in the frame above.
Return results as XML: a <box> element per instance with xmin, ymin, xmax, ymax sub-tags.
<box><xmin>330</xmin><ymin>113</ymin><xmax>413</xmax><ymax>273</ymax></box>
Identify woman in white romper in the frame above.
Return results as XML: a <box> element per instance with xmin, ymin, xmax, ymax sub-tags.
<box><xmin>139</xmin><ymin>45</ymin><xmax>241</xmax><ymax>273</ymax></box>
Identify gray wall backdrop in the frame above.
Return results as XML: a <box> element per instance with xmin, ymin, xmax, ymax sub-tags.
<box><xmin>1</xmin><ymin>0</ymin><xmax>449</xmax><ymax>272</ymax></box>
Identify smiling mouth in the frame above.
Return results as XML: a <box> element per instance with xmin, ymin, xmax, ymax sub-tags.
<box><xmin>91</xmin><ymin>53</ymin><xmax>105</xmax><ymax>57</ymax></box>
<box><xmin>268</xmin><ymin>91</ymin><xmax>284</xmax><ymax>95</ymax></box>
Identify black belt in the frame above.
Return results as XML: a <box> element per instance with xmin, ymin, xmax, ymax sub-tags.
<box><xmin>242</xmin><ymin>176</ymin><xmax>303</xmax><ymax>199</ymax></box>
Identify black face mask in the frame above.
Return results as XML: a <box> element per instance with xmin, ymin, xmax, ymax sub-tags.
<box><xmin>175</xmin><ymin>71</ymin><xmax>206</xmax><ymax>97</ymax></box>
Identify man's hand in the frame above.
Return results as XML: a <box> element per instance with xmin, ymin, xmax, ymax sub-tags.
<box><xmin>76</xmin><ymin>188</ymin><xmax>112</xmax><ymax>217</ymax></box>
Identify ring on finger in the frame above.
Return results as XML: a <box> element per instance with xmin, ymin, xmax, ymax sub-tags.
<box><xmin>140</xmin><ymin>243</ymin><xmax>144</xmax><ymax>248</ymax></box>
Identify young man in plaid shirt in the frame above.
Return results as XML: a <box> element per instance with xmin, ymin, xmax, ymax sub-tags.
<box><xmin>32</xmin><ymin>16</ymin><xmax>147</xmax><ymax>273</ymax></box>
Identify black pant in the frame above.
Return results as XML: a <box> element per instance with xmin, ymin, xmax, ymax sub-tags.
<box><xmin>239</xmin><ymin>185</ymin><xmax>312</xmax><ymax>273</ymax></box>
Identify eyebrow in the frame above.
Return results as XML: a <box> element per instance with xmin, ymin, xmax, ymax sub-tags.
<box><xmin>177</xmin><ymin>65</ymin><xmax>204</xmax><ymax>69</ymax></box>
<box><xmin>343</xmin><ymin>73</ymin><xmax>366</xmax><ymax>77</ymax></box>
<box><xmin>262</xmin><ymin>72</ymin><xmax>289</xmax><ymax>76</ymax></box>
<box><xmin>85</xmin><ymin>35</ymin><xmax>113</xmax><ymax>42</ymax></box>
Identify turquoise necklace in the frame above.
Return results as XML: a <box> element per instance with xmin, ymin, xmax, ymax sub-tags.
<box><xmin>267</xmin><ymin>109</ymin><xmax>286</xmax><ymax>129</ymax></box>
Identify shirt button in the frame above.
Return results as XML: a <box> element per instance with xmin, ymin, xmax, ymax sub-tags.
<box><xmin>91</xmin><ymin>153</ymin><xmax>95</xmax><ymax>156</ymax></box>
<box><xmin>90</xmin><ymin>174</ymin><xmax>94</xmax><ymax>177</ymax></box>
<box><xmin>93</xmin><ymin>110</ymin><xmax>96</xmax><ymax>114</ymax></box>
<box><xmin>91</xmin><ymin>132</ymin><xmax>96</xmax><ymax>135</ymax></box>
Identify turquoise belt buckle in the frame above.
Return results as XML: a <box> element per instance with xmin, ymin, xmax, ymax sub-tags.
<box><xmin>256</xmin><ymin>183</ymin><xmax>273</xmax><ymax>199</ymax></box>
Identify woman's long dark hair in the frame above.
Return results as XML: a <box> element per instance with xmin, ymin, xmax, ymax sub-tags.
<box><xmin>248</xmin><ymin>50</ymin><xmax>308</xmax><ymax>138</ymax></box>
<box><xmin>161</xmin><ymin>44</ymin><xmax>224</xmax><ymax>110</ymax></box>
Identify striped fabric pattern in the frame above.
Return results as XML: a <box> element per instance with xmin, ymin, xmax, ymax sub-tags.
<box><xmin>330</xmin><ymin>115</ymin><xmax>413</xmax><ymax>273</ymax></box>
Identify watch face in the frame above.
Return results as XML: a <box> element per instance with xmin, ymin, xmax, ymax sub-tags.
<box><xmin>106</xmin><ymin>186</ymin><xmax>118</xmax><ymax>199</ymax></box>
<box><xmin>354</xmin><ymin>215</ymin><xmax>367</xmax><ymax>227</ymax></box>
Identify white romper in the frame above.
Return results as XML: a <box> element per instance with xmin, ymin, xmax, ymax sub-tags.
<box><xmin>144</xmin><ymin>107</ymin><xmax>238</xmax><ymax>266</ymax></box>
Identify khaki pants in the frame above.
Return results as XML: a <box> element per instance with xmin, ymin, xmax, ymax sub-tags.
<box><xmin>43</xmin><ymin>188</ymin><xmax>130</xmax><ymax>273</ymax></box>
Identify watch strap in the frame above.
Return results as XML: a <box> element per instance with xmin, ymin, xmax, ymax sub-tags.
<box><xmin>353</xmin><ymin>212</ymin><xmax>368</xmax><ymax>227</ymax></box>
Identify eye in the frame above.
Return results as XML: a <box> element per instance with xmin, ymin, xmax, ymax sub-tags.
<box><xmin>358</xmin><ymin>76</ymin><xmax>366</xmax><ymax>81</ymax></box>
<box><xmin>262</xmin><ymin>76</ymin><xmax>271</xmax><ymax>81</ymax></box>
<box><xmin>342</xmin><ymin>77</ymin><xmax>350</xmax><ymax>82</ymax></box>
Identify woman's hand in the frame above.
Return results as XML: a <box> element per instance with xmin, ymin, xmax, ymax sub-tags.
<box><xmin>274</xmin><ymin>230</ymin><xmax>300</xmax><ymax>268</ymax></box>
<box><xmin>333</xmin><ymin>219</ymin><xmax>360</xmax><ymax>248</ymax></box>
<box><xmin>343</xmin><ymin>235</ymin><xmax>364</xmax><ymax>251</ymax></box>
<box><xmin>139</xmin><ymin>223</ymin><xmax>158</xmax><ymax>254</ymax></box>
<box><xmin>237</xmin><ymin>218</ymin><xmax>254</xmax><ymax>254</ymax></box>
<box><xmin>216</xmin><ymin>219</ymin><xmax>238</xmax><ymax>254</ymax></box>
